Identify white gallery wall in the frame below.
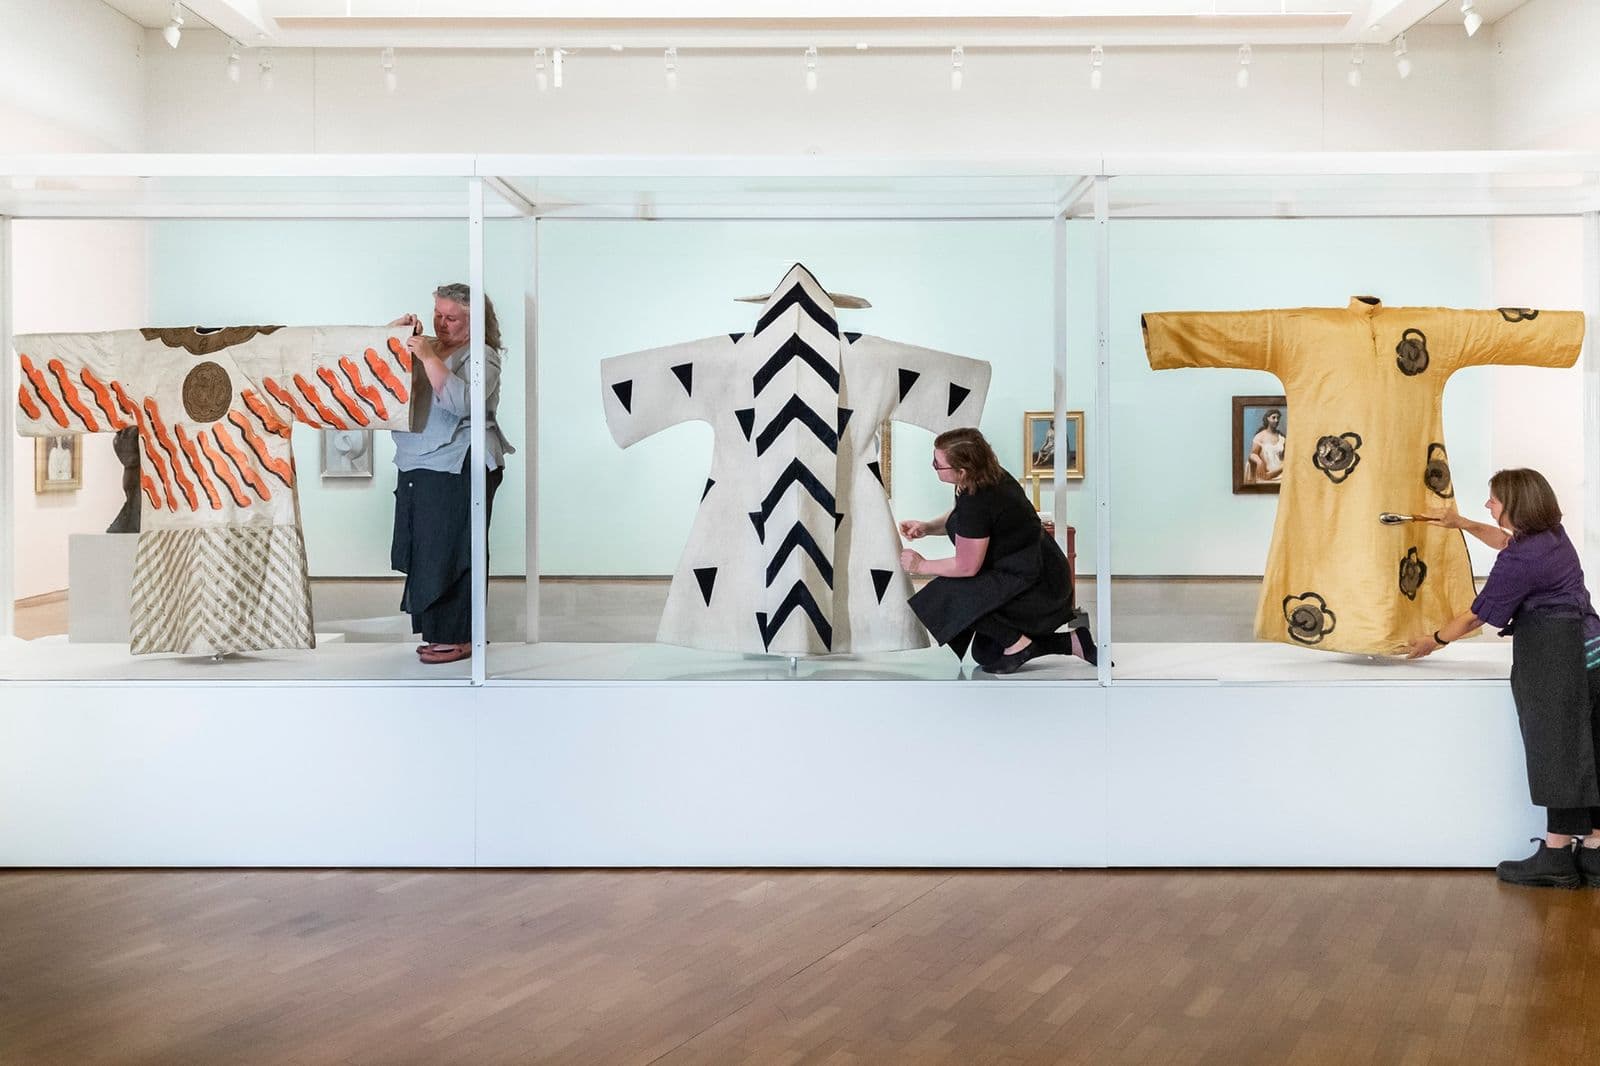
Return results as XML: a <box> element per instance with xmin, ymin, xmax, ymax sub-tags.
<box><xmin>6</xmin><ymin>0</ymin><xmax>1598</xmax><ymax>595</ymax></box>
<box><xmin>141</xmin><ymin>28</ymin><xmax>1495</xmax><ymax>155</ymax></box>
<box><xmin>3</xmin><ymin>0</ymin><xmax>148</xmax><ymax>601</ymax></box>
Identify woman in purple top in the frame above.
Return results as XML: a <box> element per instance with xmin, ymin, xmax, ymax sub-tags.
<box><xmin>1408</xmin><ymin>468</ymin><xmax>1600</xmax><ymax>889</ymax></box>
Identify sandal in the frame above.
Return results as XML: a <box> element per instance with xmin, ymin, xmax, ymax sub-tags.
<box><xmin>419</xmin><ymin>644</ymin><xmax>471</xmax><ymax>664</ymax></box>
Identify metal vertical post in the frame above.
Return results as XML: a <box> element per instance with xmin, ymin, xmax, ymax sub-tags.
<box><xmin>1051</xmin><ymin>212</ymin><xmax>1069</xmax><ymax>553</ymax></box>
<box><xmin>1583</xmin><ymin>211</ymin><xmax>1600</xmax><ymax>585</ymax></box>
<box><xmin>0</xmin><ymin>216</ymin><xmax>13</xmax><ymax>639</ymax></box>
<box><xmin>523</xmin><ymin>217</ymin><xmax>541</xmax><ymax>645</ymax></box>
<box><xmin>468</xmin><ymin>178</ymin><xmax>487</xmax><ymax>685</ymax></box>
<box><xmin>1093</xmin><ymin>176</ymin><xmax>1112</xmax><ymax>687</ymax></box>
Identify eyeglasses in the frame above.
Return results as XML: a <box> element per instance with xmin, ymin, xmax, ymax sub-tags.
<box><xmin>932</xmin><ymin>461</ymin><xmax>954</xmax><ymax>471</ymax></box>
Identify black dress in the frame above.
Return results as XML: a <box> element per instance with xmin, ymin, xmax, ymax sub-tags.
<box><xmin>907</xmin><ymin>474</ymin><xmax>1076</xmax><ymax>666</ymax></box>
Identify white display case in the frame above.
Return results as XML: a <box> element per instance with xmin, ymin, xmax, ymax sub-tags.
<box><xmin>2</xmin><ymin>152</ymin><xmax>1597</xmax><ymax>866</ymax></box>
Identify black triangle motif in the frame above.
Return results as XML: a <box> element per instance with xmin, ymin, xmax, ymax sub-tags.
<box><xmin>898</xmin><ymin>369</ymin><xmax>921</xmax><ymax>402</ymax></box>
<box><xmin>671</xmin><ymin>362</ymin><xmax>694</xmax><ymax>396</ymax></box>
<box><xmin>694</xmin><ymin>566</ymin><xmax>717</xmax><ymax>606</ymax></box>
<box><xmin>867</xmin><ymin>460</ymin><xmax>883</xmax><ymax>486</ymax></box>
<box><xmin>735</xmin><ymin>408</ymin><xmax>755</xmax><ymax>440</ymax></box>
<box><xmin>871</xmin><ymin>569</ymin><xmax>893</xmax><ymax>604</ymax></box>
<box><xmin>611</xmin><ymin>380</ymin><xmax>633</xmax><ymax>414</ymax></box>
<box><xmin>844</xmin><ymin>332</ymin><xmax>862</xmax><ymax>344</ymax></box>
<box><xmin>948</xmin><ymin>383</ymin><xmax>971</xmax><ymax>416</ymax></box>
<box><xmin>702</xmin><ymin>478</ymin><xmax>715</xmax><ymax>501</ymax></box>
<box><xmin>837</xmin><ymin>407</ymin><xmax>853</xmax><ymax>434</ymax></box>
<box><xmin>729</xmin><ymin>332</ymin><xmax>746</xmax><ymax>343</ymax></box>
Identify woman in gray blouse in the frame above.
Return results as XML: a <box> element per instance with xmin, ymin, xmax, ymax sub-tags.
<box><xmin>389</xmin><ymin>283</ymin><xmax>514</xmax><ymax>665</ymax></box>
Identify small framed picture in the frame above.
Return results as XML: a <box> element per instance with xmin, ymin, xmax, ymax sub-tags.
<box><xmin>321</xmin><ymin>428</ymin><xmax>374</xmax><ymax>479</ymax></box>
<box><xmin>1022</xmin><ymin>411</ymin><xmax>1084</xmax><ymax>480</ymax></box>
<box><xmin>1233</xmin><ymin>395</ymin><xmax>1287</xmax><ymax>495</ymax></box>
<box><xmin>35</xmin><ymin>434</ymin><xmax>83</xmax><ymax>493</ymax></box>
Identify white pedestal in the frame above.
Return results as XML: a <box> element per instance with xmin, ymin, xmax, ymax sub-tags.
<box><xmin>67</xmin><ymin>533</ymin><xmax>138</xmax><ymax>643</ymax></box>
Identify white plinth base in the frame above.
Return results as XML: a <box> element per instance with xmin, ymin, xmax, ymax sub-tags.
<box><xmin>67</xmin><ymin>532</ymin><xmax>138</xmax><ymax>643</ymax></box>
<box><xmin>0</xmin><ymin>640</ymin><xmax>1543</xmax><ymax>869</ymax></box>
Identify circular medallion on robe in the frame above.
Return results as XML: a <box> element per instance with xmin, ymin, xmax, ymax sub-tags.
<box><xmin>1395</xmin><ymin>328</ymin><xmax>1430</xmax><ymax>376</ymax></box>
<box><xmin>1424</xmin><ymin>443</ymin><xmax>1453</xmax><ymax>499</ymax></box>
<box><xmin>1312</xmin><ymin>432</ymin><xmax>1362</xmax><ymax>484</ymax></box>
<box><xmin>182</xmin><ymin>361</ymin><xmax>233</xmax><ymax>423</ymax></box>
<box><xmin>1399</xmin><ymin>547</ymin><xmax>1428</xmax><ymax>602</ymax></box>
<box><xmin>1283</xmin><ymin>592</ymin><xmax>1337</xmax><ymax>646</ymax></box>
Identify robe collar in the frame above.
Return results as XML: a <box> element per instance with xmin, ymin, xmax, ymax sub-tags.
<box><xmin>1349</xmin><ymin>295</ymin><xmax>1382</xmax><ymax>314</ymax></box>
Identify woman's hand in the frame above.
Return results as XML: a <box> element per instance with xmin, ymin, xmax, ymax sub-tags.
<box><xmin>406</xmin><ymin>334</ymin><xmax>439</xmax><ymax>364</ymax></box>
<box><xmin>1422</xmin><ymin>509</ymin><xmax>1466</xmax><ymax>529</ymax></box>
<box><xmin>899</xmin><ymin>519</ymin><xmax>929</xmax><ymax>540</ymax></box>
<box><xmin>1405</xmin><ymin>633</ymin><xmax>1442</xmax><ymax>659</ymax></box>
<box><xmin>899</xmin><ymin>549</ymin><xmax>926</xmax><ymax>575</ymax></box>
<box><xmin>389</xmin><ymin>313</ymin><xmax>423</xmax><ymax>335</ymax></box>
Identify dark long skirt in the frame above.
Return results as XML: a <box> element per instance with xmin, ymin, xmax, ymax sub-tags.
<box><xmin>391</xmin><ymin>458</ymin><xmax>504</xmax><ymax>645</ymax></box>
<box><xmin>1508</xmin><ymin>612</ymin><xmax>1600</xmax><ymax>809</ymax></box>
<box><xmin>909</xmin><ymin>530</ymin><xmax>1076</xmax><ymax>666</ymax></box>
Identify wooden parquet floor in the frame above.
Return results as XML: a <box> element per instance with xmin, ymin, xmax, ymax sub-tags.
<box><xmin>1</xmin><ymin>868</ymin><xmax>1597</xmax><ymax>1065</ymax></box>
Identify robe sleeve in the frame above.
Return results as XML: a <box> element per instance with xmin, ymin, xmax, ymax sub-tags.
<box><xmin>845</xmin><ymin>335</ymin><xmax>992</xmax><ymax>433</ymax></box>
<box><xmin>14</xmin><ymin>331</ymin><xmax>133</xmax><ymax>437</ymax></box>
<box><xmin>600</xmin><ymin>335</ymin><xmax>735</xmax><ymax>447</ymax></box>
<box><xmin>1448</xmin><ymin>308</ymin><xmax>1585</xmax><ymax>372</ymax></box>
<box><xmin>256</xmin><ymin>326</ymin><xmax>415</xmax><ymax>432</ymax></box>
<box><xmin>1141</xmin><ymin>310</ymin><xmax>1278</xmax><ymax>374</ymax></box>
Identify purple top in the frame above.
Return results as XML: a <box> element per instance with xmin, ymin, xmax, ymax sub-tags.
<box><xmin>1472</xmin><ymin>525</ymin><xmax>1600</xmax><ymax>648</ymax></box>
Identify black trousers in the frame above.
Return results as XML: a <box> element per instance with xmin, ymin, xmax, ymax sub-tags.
<box><xmin>394</xmin><ymin>459</ymin><xmax>503</xmax><ymax>645</ymax></box>
<box><xmin>1546</xmin><ymin>807</ymin><xmax>1600</xmax><ymax>835</ymax></box>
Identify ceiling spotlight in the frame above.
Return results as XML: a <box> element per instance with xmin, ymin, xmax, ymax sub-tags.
<box><xmin>552</xmin><ymin>47</ymin><xmax>565</xmax><ymax>89</ymax></box>
<box><xmin>1236</xmin><ymin>43</ymin><xmax>1251</xmax><ymax>89</ymax></box>
<box><xmin>1393</xmin><ymin>34</ymin><xmax>1412</xmax><ymax>79</ymax></box>
<box><xmin>950</xmin><ymin>46</ymin><xmax>964</xmax><ymax>91</ymax></box>
<box><xmin>1461</xmin><ymin>0</ymin><xmax>1483</xmax><ymax>37</ymax></box>
<box><xmin>1089</xmin><ymin>44</ymin><xmax>1103</xmax><ymax>90</ymax></box>
<box><xmin>225</xmin><ymin>40</ymin><xmax>241</xmax><ymax>83</ymax></box>
<box><xmin>804</xmin><ymin>46</ymin><xmax>818</xmax><ymax>93</ymax></box>
<box><xmin>610</xmin><ymin>44</ymin><xmax>624</xmax><ymax>52</ymax></box>
<box><xmin>855</xmin><ymin>42</ymin><xmax>869</xmax><ymax>51</ymax></box>
<box><xmin>534</xmin><ymin>48</ymin><xmax>548</xmax><ymax>92</ymax></box>
<box><xmin>1346</xmin><ymin>44</ymin><xmax>1363</xmax><ymax>88</ymax></box>
<box><xmin>162</xmin><ymin>2</ymin><xmax>184</xmax><ymax>49</ymax></box>
<box><xmin>381</xmin><ymin>47</ymin><xmax>396</xmax><ymax>92</ymax></box>
<box><xmin>258</xmin><ymin>49</ymin><xmax>274</xmax><ymax>91</ymax></box>
<box><xmin>664</xmin><ymin>47</ymin><xmax>678</xmax><ymax>90</ymax></box>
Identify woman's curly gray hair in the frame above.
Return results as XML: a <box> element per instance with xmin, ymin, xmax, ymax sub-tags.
<box><xmin>434</xmin><ymin>283</ymin><xmax>503</xmax><ymax>352</ymax></box>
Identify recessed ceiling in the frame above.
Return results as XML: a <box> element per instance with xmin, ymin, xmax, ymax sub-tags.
<box><xmin>99</xmin><ymin>0</ymin><xmax>1534</xmax><ymax>47</ymax></box>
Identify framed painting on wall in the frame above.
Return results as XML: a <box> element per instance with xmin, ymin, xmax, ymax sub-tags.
<box><xmin>35</xmin><ymin>434</ymin><xmax>83</xmax><ymax>493</ymax></box>
<box><xmin>1233</xmin><ymin>394</ymin><xmax>1287</xmax><ymax>494</ymax></box>
<box><xmin>1022</xmin><ymin>411</ymin><xmax>1084</xmax><ymax>480</ymax></box>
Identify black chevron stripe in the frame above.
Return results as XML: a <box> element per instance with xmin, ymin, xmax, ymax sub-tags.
<box><xmin>756</xmin><ymin>580</ymin><xmax>834</xmax><ymax>650</ymax></box>
<box><xmin>765</xmin><ymin>521</ymin><xmax>835</xmax><ymax>588</ymax></box>
<box><xmin>752</xmin><ymin>334</ymin><xmax>841</xmax><ymax>397</ymax></box>
<box><xmin>754</xmin><ymin>284</ymin><xmax>839</xmax><ymax>339</ymax></box>
<box><xmin>755</xmin><ymin>395</ymin><xmax>839</xmax><ymax>457</ymax></box>
<box><xmin>748</xmin><ymin>458</ymin><xmax>840</xmax><ymax>541</ymax></box>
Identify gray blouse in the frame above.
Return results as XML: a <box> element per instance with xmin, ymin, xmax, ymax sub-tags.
<box><xmin>391</xmin><ymin>343</ymin><xmax>514</xmax><ymax>474</ymax></box>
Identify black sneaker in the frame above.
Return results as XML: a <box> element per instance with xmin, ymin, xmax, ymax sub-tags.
<box><xmin>1496</xmin><ymin>839</ymin><xmax>1580</xmax><ymax>888</ymax></box>
<box><xmin>1578</xmin><ymin>844</ymin><xmax>1600</xmax><ymax>888</ymax></box>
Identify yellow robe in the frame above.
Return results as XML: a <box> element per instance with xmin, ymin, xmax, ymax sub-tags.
<box><xmin>1142</xmin><ymin>297</ymin><xmax>1585</xmax><ymax>655</ymax></box>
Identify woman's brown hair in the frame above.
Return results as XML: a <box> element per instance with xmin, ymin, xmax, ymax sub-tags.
<box><xmin>934</xmin><ymin>427</ymin><xmax>1007</xmax><ymax>492</ymax></box>
<box><xmin>1489</xmin><ymin>468</ymin><xmax>1562</xmax><ymax>536</ymax></box>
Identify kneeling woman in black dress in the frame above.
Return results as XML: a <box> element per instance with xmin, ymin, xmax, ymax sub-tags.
<box><xmin>898</xmin><ymin>427</ymin><xmax>1095</xmax><ymax>674</ymax></box>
